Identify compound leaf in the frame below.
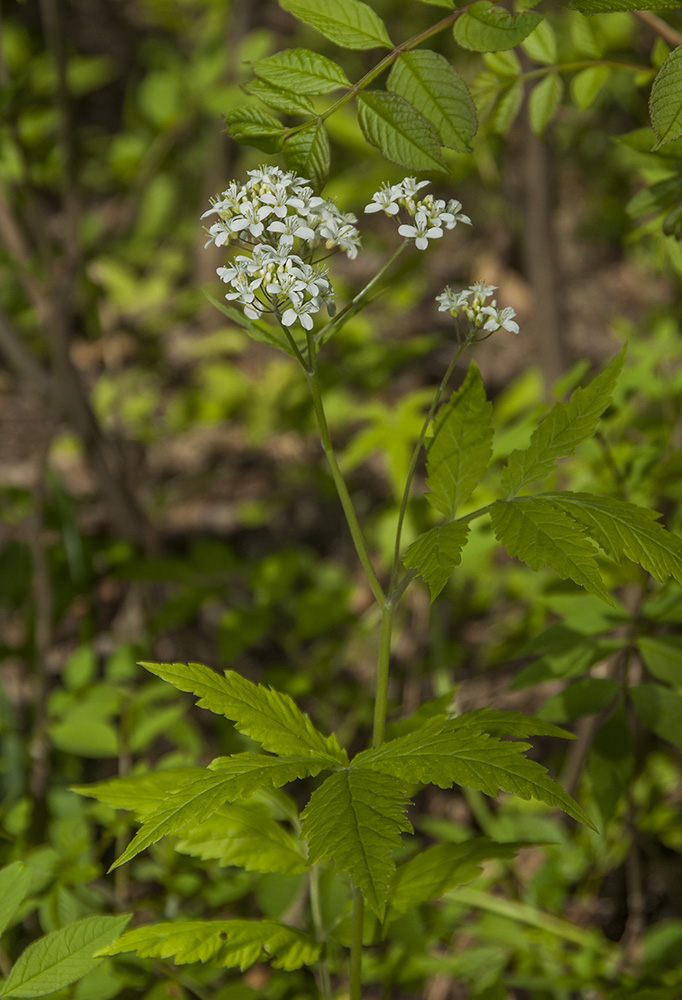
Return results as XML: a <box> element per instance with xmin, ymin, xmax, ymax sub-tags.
<box><xmin>72</xmin><ymin>768</ymin><xmax>202</xmax><ymax>820</ymax></box>
<box><xmin>139</xmin><ymin>661</ymin><xmax>347</xmax><ymax>765</ymax></box>
<box><xmin>2</xmin><ymin>915</ymin><xmax>131</xmax><ymax>999</ymax></box>
<box><xmin>245</xmin><ymin>79</ymin><xmax>315</xmax><ymax>116</ymax></box>
<box><xmin>490</xmin><ymin>499</ymin><xmax>612</xmax><ymax>604</ymax></box>
<box><xmin>403</xmin><ymin>521</ymin><xmax>470</xmax><ymax>601</ymax></box>
<box><xmin>454</xmin><ymin>2</ymin><xmax>543</xmax><ymax>52</ymax></box>
<box><xmin>99</xmin><ymin>919</ymin><xmax>320</xmax><ymax>972</ymax></box>
<box><xmin>539</xmin><ymin>493</ymin><xmax>682</xmax><ymax>585</ymax></box>
<box><xmin>253</xmin><ymin>48</ymin><xmax>351</xmax><ymax>95</ymax></box>
<box><xmin>427</xmin><ymin>363</ymin><xmax>493</xmax><ymax>519</ymax></box>
<box><xmin>0</xmin><ymin>862</ymin><xmax>31</xmax><ymax>939</ymax></box>
<box><xmin>225</xmin><ymin>106</ymin><xmax>285</xmax><ymax>153</ymax></box>
<box><xmin>355</xmin><ymin>716</ymin><xmax>595</xmax><ymax>828</ymax></box>
<box><xmin>284</xmin><ymin>122</ymin><xmax>330</xmax><ymax>191</ymax></box>
<box><xmin>387</xmin><ymin>50</ymin><xmax>477</xmax><ymax>151</ymax></box>
<box><xmin>501</xmin><ymin>347</ymin><xmax>625</xmax><ymax>496</ymax></box>
<box><xmin>301</xmin><ymin>769</ymin><xmax>412</xmax><ymax>915</ymax></box>
<box><xmin>357</xmin><ymin>91</ymin><xmax>448</xmax><ymax>173</ymax></box>
<box><xmin>650</xmin><ymin>46</ymin><xmax>682</xmax><ymax>149</ymax></box>
<box><xmin>279</xmin><ymin>0</ymin><xmax>392</xmax><ymax>50</ymax></box>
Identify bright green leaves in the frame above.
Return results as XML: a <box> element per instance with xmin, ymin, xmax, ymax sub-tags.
<box><xmin>501</xmin><ymin>347</ymin><xmax>625</xmax><ymax>497</ymax></box>
<box><xmin>427</xmin><ymin>364</ymin><xmax>493</xmax><ymax>520</ymax></box>
<box><xmin>529</xmin><ymin>74</ymin><xmax>564</xmax><ymax>137</ymax></box>
<box><xmin>1</xmin><ymin>915</ymin><xmax>131</xmax><ymax>999</ymax></box>
<box><xmin>139</xmin><ymin>660</ymin><xmax>347</xmax><ymax>765</ymax></box>
<box><xmin>100</xmin><ymin>919</ymin><xmax>320</xmax><ymax>972</ymax></box>
<box><xmin>387</xmin><ymin>51</ymin><xmax>477</xmax><ymax>152</ymax></box>
<box><xmin>0</xmin><ymin>862</ymin><xmax>31</xmax><ymax>939</ymax></box>
<box><xmin>403</xmin><ymin>521</ymin><xmax>470</xmax><ymax>601</ymax></box>
<box><xmin>490</xmin><ymin>499</ymin><xmax>613</xmax><ymax>604</ymax></box>
<box><xmin>571</xmin><ymin>66</ymin><xmax>610</xmax><ymax>110</ymax></box>
<box><xmin>302</xmin><ymin>769</ymin><xmax>412</xmax><ymax>915</ymax></box>
<box><xmin>253</xmin><ymin>49</ymin><xmax>351</xmax><ymax>95</ymax></box>
<box><xmin>279</xmin><ymin>0</ymin><xmax>392</xmax><ymax>50</ymax></box>
<box><xmin>224</xmin><ymin>107</ymin><xmax>285</xmax><ymax>154</ymax></box>
<box><xmin>357</xmin><ymin>92</ymin><xmax>448</xmax><ymax>173</ymax></box>
<box><xmin>649</xmin><ymin>46</ymin><xmax>682</xmax><ymax>150</ymax></box>
<box><xmin>454</xmin><ymin>2</ymin><xmax>543</xmax><ymax>53</ymax></box>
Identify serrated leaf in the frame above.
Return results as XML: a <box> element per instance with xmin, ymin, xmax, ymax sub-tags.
<box><xmin>284</xmin><ymin>122</ymin><xmax>330</xmax><ymax>191</ymax></box>
<box><xmin>522</xmin><ymin>19</ymin><xmax>557</xmax><ymax>64</ymax></box>
<box><xmin>454</xmin><ymin>2</ymin><xmax>543</xmax><ymax>52</ymax></box>
<box><xmin>490</xmin><ymin>498</ymin><xmax>613</xmax><ymax>604</ymax></box>
<box><xmin>176</xmin><ymin>802</ymin><xmax>306</xmax><ymax>875</ymax></box>
<box><xmin>630</xmin><ymin>683</ymin><xmax>682</xmax><ymax>747</ymax></box>
<box><xmin>72</xmin><ymin>768</ymin><xmax>202</xmax><ymax>819</ymax></box>
<box><xmin>426</xmin><ymin>364</ymin><xmax>493</xmax><ymax>519</ymax></box>
<box><xmin>387</xmin><ymin>50</ymin><xmax>477</xmax><ymax>152</ymax></box>
<box><xmin>111</xmin><ymin>755</ymin><xmax>325</xmax><ymax>870</ymax></box>
<box><xmin>637</xmin><ymin>635</ymin><xmax>682</xmax><ymax>686</ymax></box>
<box><xmin>354</xmin><ymin>716</ymin><xmax>596</xmax><ymax>828</ymax></box>
<box><xmin>253</xmin><ymin>48</ymin><xmax>351</xmax><ymax>95</ymax></box>
<box><xmin>538</xmin><ymin>493</ymin><xmax>682</xmax><ymax>586</ymax></box>
<box><xmin>459</xmin><ymin>707</ymin><xmax>576</xmax><ymax>740</ymax></box>
<box><xmin>571</xmin><ymin>66</ymin><xmax>610</xmax><ymax>110</ymax></box>
<box><xmin>245</xmin><ymin>79</ymin><xmax>315</xmax><ymax>116</ymax></box>
<box><xmin>279</xmin><ymin>0</ymin><xmax>392</xmax><ymax>50</ymax></box>
<box><xmin>501</xmin><ymin>347</ymin><xmax>625</xmax><ymax>496</ymax></box>
<box><xmin>389</xmin><ymin>839</ymin><xmax>523</xmax><ymax>914</ymax></box>
<box><xmin>139</xmin><ymin>661</ymin><xmax>346</xmax><ymax>765</ymax></box>
<box><xmin>403</xmin><ymin>521</ymin><xmax>470</xmax><ymax>601</ymax></box>
<box><xmin>588</xmin><ymin>699</ymin><xmax>633</xmax><ymax>828</ymax></box>
<box><xmin>225</xmin><ymin>106</ymin><xmax>286</xmax><ymax>153</ymax></box>
<box><xmin>2</xmin><ymin>915</ymin><xmax>131</xmax><ymax>999</ymax></box>
<box><xmin>357</xmin><ymin>91</ymin><xmax>448</xmax><ymax>173</ymax></box>
<box><xmin>0</xmin><ymin>862</ymin><xmax>31</xmax><ymax>938</ymax></box>
<box><xmin>529</xmin><ymin>74</ymin><xmax>563</xmax><ymax>136</ymax></box>
<box><xmin>301</xmin><ymin>769</ymin><xmax>412</xmax><ymax>915</ymax></box>
<box><xmin>650</xmin><ymin>47</ymin><xmax>682</xmax><ymax>149</ymax></box>
<box><xmin>99</xmin><ymin>919</ymin><xmax>319</xmax><ymax>972</ymax></box>
<box><xmin>569</xmin><ymin>0</ymin><xmax>680</xmax><ymax>11</ymax></box>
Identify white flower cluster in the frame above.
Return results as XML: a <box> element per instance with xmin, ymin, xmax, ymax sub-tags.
<box><xmin>364</xmin><ymin>177</ymin><xmax>471</xmax><ymax>250</ymax></box>
<box><xmin>436</xmin><ymin>281</ymin><xmax>519</xmax><ymax>335</ymax></box>
<box><xmin>203</xmin><ymin>166</ymin><xmax>361</xmax><ymax>330</ymax></box>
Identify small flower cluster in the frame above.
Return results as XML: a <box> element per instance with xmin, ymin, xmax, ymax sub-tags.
<box><xmin>436</xmin><ymin>281</ymin><xmax>519</xmax><ymax>335</ymax></box>
<box><xmin>364</xmin><ymin>177</ymin><xmax>471</xmax><ymax>250</ymax></box>
<box><xmin>203</xmin><ymin>166</ymin><xmax>361</xmax><ymax>330</ymax></box>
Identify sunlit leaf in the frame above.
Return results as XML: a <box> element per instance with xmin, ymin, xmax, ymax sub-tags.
<box><xmin>279</xmin><ymin>0</ymin><xmax>392</xmax><ymax>49</ymax></box>
<box><xmin>454</xmin><ymin>2</ymin><xmax>543</xmax><ymax>52</ymax></box>
<box><xmin>253</xmin><ymin>48</ymin><xmax>351</xmax><ymax>94</ymax></box>
<box><xmin>387</xmin><ymin>50</ymin><xmax>477</xmax><ymax>151</ymax></box>
<box><xmin>0</xmin><ymin>862</ymin><xmax>31</xmax><ymax>939</ymax></box>
<box><xmin>403</xmin><ymin>521</ymin><xmax>470</xmax><ymax>601</ymax></box>
<box><xmin>357</xmin><ymin>91</ymin><xmax>448</xmax><ymax>172</ymax></box>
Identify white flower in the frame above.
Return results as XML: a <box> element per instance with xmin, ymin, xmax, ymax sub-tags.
<box><xmin>268</xmin><ymin>216</ymin><xmax>316</xmax><ymax>245</ymax></box>
<box><xmin>437</xmin><ymin>281</ymin><xmax>519</xmax><ymax>335</ymax></box>
<box><xmin>398</xmin><ymin>211</ymin><xmax>443</xmax><ymax>250</ymax></box>
<box><xmin>481</xmin><ymin>305</ymin><xmax>519</xmax><ymax>334</ymax></box>
<box><xmin>444</xmin><ymin>199</ymin><xmax>472</xmax><ymax>228</ymax></box>
<box><xmin>318</xmin><ymin>213</ymin><xmax>362</xmax><ymax>258</ymax></box>
<box><xmin>282</xmin><ymin>299</ymin><xmax>320</xmax><ymax>330</ymax></box>
<box><xmin>436</xmin><ymin>287</ymin><xmax>470</xmax><ymax>313</ymax></box>
<box><xmin>364</xmin><ymin>182</ymin><xmax>402</xmax><ymax>215</ymax></box>
<box><xmin>228</xmin><ymin>199</ymin><xmax>272</xmax><ymax>238</ymax></box>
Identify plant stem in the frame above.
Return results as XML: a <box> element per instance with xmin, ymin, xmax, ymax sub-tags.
<box><xmin>349</xmin><ymin>886</ymin><xmax>364</xmax><ymax>1000</ymax></box>
<box><xmin>310</xmin><ymin>865</ymin><xmax>332</xmax><ymax>1000</ymax></box>
<box><xmin>372</xmin><ymin>603</ymin><xmax>394</xmax><ymax>747</ymax></box>
<box><xmin>306</xmin><ymin>371</ymin><xmax>386</xmax><ymax>608</ymax></box>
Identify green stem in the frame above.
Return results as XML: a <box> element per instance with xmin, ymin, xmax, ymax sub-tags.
<box><xmin>372</xmin><ymin>604</ymin><xmax>394</xmax><ymax>748</ymax></box>
<box><xmin>310</xmin><ymin>865</ymin><xmax>332</xmax><ymax>1000</ymax></box>
<box><xmin>306</xmin><ymin>370</ymin><xmax>386</xmax><ymax>608</ymax></box>
<box><xmin>349</xmin><ymin>887</ymin><xmax>364</xmax><ymax>1000</ymax></box>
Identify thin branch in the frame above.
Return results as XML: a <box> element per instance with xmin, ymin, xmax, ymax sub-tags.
<box><xmin>635</xmin><ymin>10</ymin><xmax>682</xmax><ymax>48</ymax></box>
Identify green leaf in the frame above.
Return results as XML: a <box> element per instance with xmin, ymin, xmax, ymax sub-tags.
<box><xmin>501</xmin><ymin>347</ymin><xmax>625</xmax><ymax>496</ymax></box>
<box><xmin>253</xmin><ymin>48</ymin><xmax>351</xmax><ymax>95</ymax></box>
<box><xmin>492</xmin><ymin>79</ymin><xmax>524</xmax><ymax>134</ymax></box>
<box><xmin>638</xmin><ymin>635</ymin><xmax>682</xmax><ymax>686</ymax></box>
<box><xmin>301</xmin><ymin>769</ymin><xmax>412</xmax><ymax>915</ymax></box>
<box><xmin>538</xmin><ymin>677</ymin><xmax>620</xmax><ymax>722</ymax></box>
<box><xmin>204</xmin><ymin>293</ymin><xmax>295</xmax><ymax>355</ymax></box>
<box><xmin>650</xmin><ymin>47</ymin><xmax>682</xmax><ymax>149</ymax></box>
<box><xmin>72</xmin><ymin>768</ymin><xmax>202</xmax><ymax>819</ymax></box>
<box><xmin>99</xmin><ymin>919</ymin><xmax>319</xmax><ymax>972</ymax></box>
<box><xmin>588</xmin><ymin>699</ymin><xmax>633</xmax><ymax>828</ymax></box>
<box><xmin>569</xmin><ymin>0</ymin><xmax>681</xmax><ymax>11</ymax></box>
<box><xmin>139</xmin><ymin>662</ymin><xmax>347</xmax><ymax>765</ymax></box>
<box><xmin>538</xmin><ymin>493</ymin><xmax>682</xmax><ymax>586</ymax></box>
<box><xmin>389</xmin><ymin>839</ymin><xmax>523</xmax><ymax>915</ymax></box>
<box><xmin>459</xmin><ymin>707</ymin><xmax>576</xmax><ymax>740</ymax></box>
<box><xmin>225</xmin><ymin>106</ymin><xmax>285</xmax><ymax>153</ymax></box>
<box><xmin>357</xmin><ymin>91</ymin><xmax>448</xmax><ymax>173</ymax></box>
<box><xmin>426</xmin><ymin>363</ymin><xmax>493</xmax><ymax>519</ymax></box>
<box><xmin>630</xmin><ymin>683</ymin><xmax>682</xmax><ymax>747</ymax></box>
<box><xmin>2</xmin><ymin>915</ymin><xmax>131</xmax><ymax>999</ymax></box>
<box><xmin>354</xmin><ymin>716</ymin><xmax>596</xmax><ymax>828</ymax></box>
<box><xmin>176</xmin><ymin>802</ymin><xmax>306</xmax><ymax>875</ymax></box>
<box><xmin>387</xmin><ymin>50</ymin><xmax>477</xmax><ymax>152</ymax></box>
<box><xmin>454</xmin><ymin>2</ymin><xmax>543</xmax><ymax>52</ymax></box>
<box><xmin>0</xmin><ymin>862</ymin><xmax>31</xmax><ymax>939</ymax></box>
<box><xmin>245</xmin><ymin>79</ymin><xmax>315</xmax><ymax>116</ymax></box>
<box><xmin>279</xmin><ymin>0</ymin><xmax>392</xmax><ymax>50</ymax></box>
<box><xmin>417</xmin><ymin>0</ymin><xmax>455</xmax><ymax>6</ymax></box>
<box><xmin>571</xmin><ymin>66</ymin><xmax>610</xmax><ymax>110</ymax></box>
<box><xmin>529</xmin><ymin>74</ymin><xmax>563</xmax><ymax>136</ymax></box>
<box><xmin>403</xmin><ymin>521</ymin><xmax>470</xmax><ymax>601</ymax></box>
<box><xmin>522</xmin><ymin>19</ymin><xmax>557</xmax><ymax>64</ymax></box>
<box><xmin>111</xmin><ymin>756</ymin><xmax>325</xmax><ymax>870</ymax></box>
<box><xmin>283</xmin><ymin>122</ymin><xmax>330</xmax><ymax>192</ymax></box>
<box><xmin>490</xmin><ymin>499</ymin><xmax>612</xmax><ymax>604</ymax></box>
